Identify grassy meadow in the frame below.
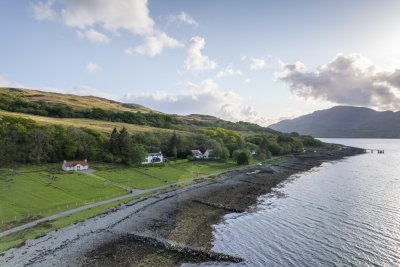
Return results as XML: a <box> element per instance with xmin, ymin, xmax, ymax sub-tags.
<box><xmin>0</xmin><ymin>160</ymin><xmax>238</xmax><ymax>230</ymax></box>
<box><xmin>0</xmin><ymin>165</ymin><xmax>126</xmax><ymax>226</ymax></box>
<box><xmin>93</xmin><ymin>160</ymin><xmax>237</xmax><ymax>189</ymax></box>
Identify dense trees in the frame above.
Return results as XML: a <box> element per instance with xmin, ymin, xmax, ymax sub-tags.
<box><xmin>0</xmin><ymin>111</ymin><xmax>324</xmax><ymax>167</ymax></box>
<box><xmin>0</xmin><ymin>116</ymin><xmax>106</xmax><ymax>165</ymax></box>
<box><xmin>301</xmin><ymin>135</ymin><xmax>324</xmax><ymax>147</ymax></box>
<box><xmin>108</xmin><ymin>127</ymin><xmax>147</xmax><ymax>165</ymax></box>
<box><xmin>236</xmin><ymin>150</ymin><xmax>252</xmax><ymax>165</ymax></box>
<box><xmin>168</xmin><ymin>132</ymin><xmax>179</xmax><ymax>159</ymax></box>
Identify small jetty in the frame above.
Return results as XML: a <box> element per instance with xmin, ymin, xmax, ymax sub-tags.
<box><xmin>364</xmin><ymin>149</ymin><xmax>385</xmax><ymax>154</ymax></box>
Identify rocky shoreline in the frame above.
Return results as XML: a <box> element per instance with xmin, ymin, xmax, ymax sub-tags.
<box><xmin>0</xmin><ymin>146</ymin><xmax>364</xmax><ymax>267</ymax></box>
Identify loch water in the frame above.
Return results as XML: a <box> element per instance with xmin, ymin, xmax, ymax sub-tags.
<box><xmin>210</xmin><ymin>139</ymin><xmax>400</xmax><ymax>266</ymax></box>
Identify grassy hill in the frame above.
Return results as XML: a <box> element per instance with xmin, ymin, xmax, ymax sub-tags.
<box><xmin>0</xmin><ymin>87</ymin><xmax>277</xmax><ymax>136</ymax></box>
<box><xmin>0</xmin><ymin>88</ymin><xmax>153</xmax><ymax>113</ymax></box>
<box><xmin>0</xmin><ymin>87</ymin><xmax>319</xmax><ymax>169</ymax></box>
<box><xmin>0</xmin><ymin>109</ymin><xmax>183</xmax><ymax>135</ymax></box>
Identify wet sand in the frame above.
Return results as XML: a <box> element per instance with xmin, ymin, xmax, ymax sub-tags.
<box><xmin>0</xmin><ymin>146</ymin><xmax>364</xmax><ymax>267</ymax></box>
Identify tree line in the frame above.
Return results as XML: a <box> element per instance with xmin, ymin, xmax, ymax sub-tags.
<box><xmin>0</xmin><ymin>115</ymin><xmax>323</xmax><ymax>167</ymax></box>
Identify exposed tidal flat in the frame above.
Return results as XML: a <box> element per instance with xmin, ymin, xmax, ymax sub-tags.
<box><xmin>0</xmin><ymin>145</ymin><xmax>363</xmax><ymax>266</ymax></box>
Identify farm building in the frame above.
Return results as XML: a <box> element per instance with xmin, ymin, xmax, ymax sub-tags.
<box><xmin>143</xmin><ymin>152</ymin><xmax>164</xmax><ymax>164</ymax></box>
<box><xmin>62</xmin><ymin>159</ymin><xmax>89</xmax><ymax>171</ymax></box>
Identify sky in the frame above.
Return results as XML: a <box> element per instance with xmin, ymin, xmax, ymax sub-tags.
<box><xmin>1</xmin><ymin>0</ymin><xmax>400</xmax><ymax>125</ymax></box>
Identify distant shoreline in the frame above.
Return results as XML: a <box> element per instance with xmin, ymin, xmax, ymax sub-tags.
<box><xmin>1</xmin><ymin>146</ymin><xmax>364</xmax><ymax>267</ymax></box>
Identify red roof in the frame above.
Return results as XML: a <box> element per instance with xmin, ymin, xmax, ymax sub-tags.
<box><xmin>63</xmin><ymin>160</ymin><xmax>88</xmax><ymax>167</ymax></box>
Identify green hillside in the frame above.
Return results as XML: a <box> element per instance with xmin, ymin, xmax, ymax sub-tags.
<box><xmin>0</xmin><ymin>87</ymin><xmax>323</xmax><ymax>167</ymax></box>
<box><xmin>0</xmin><ymin>87</ymin><xmax>324</xmax><ymax>248</ymax></box>
<box><xmin>0</xmin><ymin>88</ymin><xmax>153</xmax><ymax>113</ymax></box>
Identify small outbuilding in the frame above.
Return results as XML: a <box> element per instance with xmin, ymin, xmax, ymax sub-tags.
<box><xmin>62</xmin><ymin>159</ymin><xmax>89</xmax><ymax>171</ymax></box>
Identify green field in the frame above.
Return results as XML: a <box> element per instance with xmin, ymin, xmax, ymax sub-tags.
<box><xmin>0</xmin><ymin>165</ymin><xmax>126</xmax><ymax>226</ymax></box>
<box><xmin>0</xmin><ymin>193</ymin><xmax>151</xmax><ymax>253</ymax></box>
<box><xmin>0</xmin><ymin>157</ymin><xmax>283</xmax><ymax>253</ymax></box>
<box><xmin>93</xmin><ymin>160</ymin><xmax>237</xmax><ymax>189</ymax></box>
<box><xmin>0</xmin><ymin>160</ymin><xmax>238</xmax><ymax>230</ymax></box>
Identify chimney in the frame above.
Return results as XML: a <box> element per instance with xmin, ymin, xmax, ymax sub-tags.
<box><xmin>63</xmin><ymin>160</ymin><xmax>66</xmax><ymax>164</ymax></box>
<box><xmin>84</xmin><ymin>159</ymin><xmax>87</xmax><ymax>162</ymax></box>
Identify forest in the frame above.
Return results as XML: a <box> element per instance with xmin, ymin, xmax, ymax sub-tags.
<box><xmin>0</xmin><ymin>114</ymin><xmax>322</xmax><ymax>167</ymax></box>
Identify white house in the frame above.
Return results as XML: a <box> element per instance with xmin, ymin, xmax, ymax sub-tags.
<box><xmin>202</xmin><ymin>149</ymin><xmax>214</xmax><ymax>159</ymax></box>
<box><xmin>62</xmin><ymin>159</ymin><xmax>89</xmax><ymax>171</ymax></box>
<box><xmin>191</xmin><ymin>150</ymin><xmax>203</xmax><ymax>159</ymax></box>
<box><xmin>143</xmin><ymin>152</ymin><xmax>164</xmax><ymax>164</ymax></box>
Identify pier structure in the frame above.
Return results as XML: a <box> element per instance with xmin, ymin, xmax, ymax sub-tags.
<box><xmin>364</xmin><ymin>149</ymin><xmax>385</xmax><ymax>154</ymax></box>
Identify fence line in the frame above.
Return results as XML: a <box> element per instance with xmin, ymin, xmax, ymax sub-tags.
<box><xmin>0</xmin><ymin>192</ymin><xmax>128</xmax><ymax>226</ymax></box>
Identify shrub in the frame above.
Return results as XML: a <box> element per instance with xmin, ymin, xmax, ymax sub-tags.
<box><xmin>237</xmin><ymin>151</ymin><xmax>250</xmax><ymax>165</ymax></box>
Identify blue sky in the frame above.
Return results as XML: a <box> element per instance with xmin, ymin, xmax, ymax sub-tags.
<box><xmin>1</xmin><ymin>0</ymin><xmax>400</xmax><ymax>125</ymax></box>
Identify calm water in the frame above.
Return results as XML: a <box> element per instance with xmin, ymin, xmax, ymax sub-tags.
<box><xmin>211</xmin><ymin>139</ymin><xmax>400</xmax><ymax>266</ymax></box>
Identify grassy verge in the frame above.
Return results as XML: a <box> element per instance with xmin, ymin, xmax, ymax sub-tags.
<box><xmin>0</xmin><ymin>193</ymin><xmax>150</xmax><ymax>253</ymax></box>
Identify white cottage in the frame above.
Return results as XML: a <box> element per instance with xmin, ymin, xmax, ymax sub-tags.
<box><xmin>191</xmin><ymin>150</ymin><xmax>203</xmax><ymax>159</ymax></box>
<box><xmin>62</xmin><ymin>159</ymin><xmax>89</xmax><ymax>171</ymax></box>
<box><xmin>143</xmin><ymin>152</ymin><xmax>164</xmax><ymax>164</ymax></box>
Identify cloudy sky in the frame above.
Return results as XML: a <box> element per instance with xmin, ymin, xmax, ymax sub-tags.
<box><xmin>1</xmin><ymin>0</ymin><xmax>400</xmax><ymax>125</ymax></box>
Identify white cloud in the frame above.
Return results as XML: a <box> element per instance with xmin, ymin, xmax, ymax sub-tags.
<box><xmin>276</xmin><ymin>53</ymin><xmax>400</xmax><ymax>110</ymax></box>
<box><xmin>30</xmin><ymin>0</ymin><xmax>181</xmax><ymax>55</ymax></box>
<box><xmin>30</xmin><ymin>1</ymin><xmax>56</xmax><ymax>21</ymax></box>
<box><xmin>121</xmin><ymin>78</ymin><xmax>269</xmax><ymax>125</ymax></box>
<box><xmin>185</xmin><ymin>36</ymin><xmax>217</xmax><ymax>71</ymax></box>
<box><xmin>76</xmin><ymin>29</ymin><xmax>110</xmax><ymax>44</ymax></box>
<box><xmin>126</xmin><ymin>31</ymin><xmax>183</xmax><ymax>57</ymax></box>
<box><xmin>244</xmin><ymin>78</ymin><xmax>251</xmax><ymax>84</ymax></box>
<box><xmin>121</xmin><ymin>79</ymin><xmax>237</xmax><ymax>115</ymax></box>
<box><xmin>216</xmin><ymin>66</ymin><xmax>243</xmax><ymax>78</ymax></box>
<box><xmin>219</xmin><ymin>105</ymin><xmax>269</xmax><ymax>126</ymax></box>
<box><xmin>85</xmin><ymin>62</ymin><xmax>100</xmax><ymax>73</ymax></box>
<box><xmin>0</xmin><ymin>74</ymin><xmax>23</xmax><ymax>88</ymax></box>
<box><xmin>169</xmin><ymin>11</ymin><xmax>198</xmax><ymax>27</ymax></box>
<box><xmin>249</xmin><ymin>57</ymin><xmax>267</xmax><ymax>70</ymax></box>
<box><xmin>60</xmin><ymin>0</ymin><xmax>154</xmax><ymax>35</ymax></box>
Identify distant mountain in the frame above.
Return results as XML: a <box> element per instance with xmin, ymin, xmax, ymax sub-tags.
<box><xmin>269</xmin><ymin>106</ymin><xmax>400</xmax><ymax>138</ymax></box>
